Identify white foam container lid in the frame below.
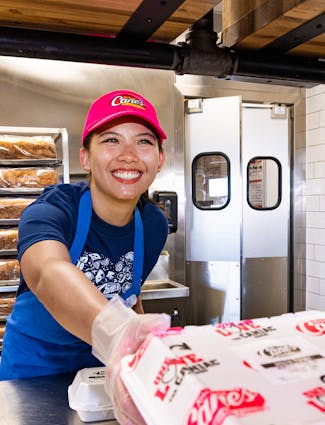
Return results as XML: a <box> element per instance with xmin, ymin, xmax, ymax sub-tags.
<box><xmin>68</xmin><ymin>366</ymin><xmax>115</xmax><ymax>423</ymax></box>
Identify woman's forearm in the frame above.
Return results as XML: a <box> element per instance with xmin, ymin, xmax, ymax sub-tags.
<box><xmin>21</xmin><ymin>240</ymin><xmax>108</xmax><ymax>344</ymax></box>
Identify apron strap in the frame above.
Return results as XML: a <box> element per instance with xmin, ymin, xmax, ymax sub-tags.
<box><xmin>126</xmin><ymin>206</ymin><xmax>143</xmax><ymax>298</ymax></box>
<box><xmin>69</xmin><ymin>189</ymin><xmax>92</xmax><ymax>265</ymax></box>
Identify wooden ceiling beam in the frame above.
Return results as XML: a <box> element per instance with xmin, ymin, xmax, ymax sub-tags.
<box><xmin>222</xmin><ymin>0</ymin><xmax>325</xmax><ymax>59</ymax></box>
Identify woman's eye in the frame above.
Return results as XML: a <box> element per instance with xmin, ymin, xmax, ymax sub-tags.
<box><xmin>102</xmin><ymin>137</ymin><xmax>118</xmax><ymax>144</ymax></box>
<box><xmin>138</xmin><ymin>138</ymin><xmax>155</xmax><ymax>146</ymax></box>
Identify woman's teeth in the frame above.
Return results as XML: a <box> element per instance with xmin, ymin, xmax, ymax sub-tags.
<box><xmin>113</xmin><ymin>170</ymin><xmax>140</xmax><ymax>180</ymax></box>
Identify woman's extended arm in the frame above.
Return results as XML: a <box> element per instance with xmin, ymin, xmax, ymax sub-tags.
<box><xmin>20</xmin><ymin>239</ymin><xmax>108</xmax><ymax>344</ymax></box>
<box><xmin>21</xmin><ymin>239</ymin><xmax>170</xmax><ymax>425</ymax></box>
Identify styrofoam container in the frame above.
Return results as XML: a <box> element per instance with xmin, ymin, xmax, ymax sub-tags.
<box><xmin>68</xmin><ymin>367</ymin><xmax>115</xmax><ymax>422</ymax></box>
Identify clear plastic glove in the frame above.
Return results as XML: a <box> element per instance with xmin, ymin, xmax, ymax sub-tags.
<box><xmin>92</xmin><ymin>294</ymin><xmax>171</xmax><ymax>424</ymax></box>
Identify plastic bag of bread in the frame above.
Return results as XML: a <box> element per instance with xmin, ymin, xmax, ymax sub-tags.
<box><xmin>0</xmin><ymin>324</ymin><xmax>5</xmax><ymax>339</ymax></box>
<box><xmin>0</xmin><ymin>135</ymin><xmax>57</xmax><ymax>159</ymax></box>
<box><xmin>0</xmin><ymin>259</ymin><xmax>20</xmax><ymax>280</ymax></box>
<box><xmin>0</xmin><ymin>197</ymin><xmax>35</xmax><ymax>219</ymax></box>
<box><xmin>0</xmin><ymin>228</ymin><xmax>18</xmax><ymax>250</ymax></box>
<box><xmin>0</xmin><ymin>168</ymin><xmax>58</xmax><ymax>188</ymax></box>
<box><xmin>0</xmin><ymin>296</ymin><xmax>15</xmax><ymax>316</ymax></box>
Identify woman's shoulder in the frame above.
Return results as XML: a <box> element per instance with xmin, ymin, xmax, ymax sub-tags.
<box><xmin>36</xmin><ymin>181</ymin><xmax>89</xmax><ymax>208</ymax></box>
<box><xmin>20</xmin><ymin>182</ymin><xmax>89</xmax><ymax>223</ymax></box>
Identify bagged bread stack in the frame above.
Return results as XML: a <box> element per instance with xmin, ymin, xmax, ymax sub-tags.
<box><xmin>0</xmin><ymin>129</ymin><xmax>65</xmax><ymax>346</ymax></box>
<box><xmin>0</xmin><ymin>323</ymin><xmax>6</xmax><ymax>351</ymax></box>
<box><xmin>0</xmin><ymin>323</ymin><xmax>5</xmax><ymax>339</ymax></box>
<box><xmin>0</xmin><ymin>198</ymin><xmax>35</xmax><ymax>219</ymax></box>
<box><xmin>0</xmin><ymin>296</ymin><xmax>15</xmax><ymax>317</ymax></box>
<box><xmin>0</xmin><ymin>167</ymin><xmax>58</xmax><ymax>188</ymax></box>
<box><xmin>0</xmin><ymin>135</ymin><xmax>57</xmax><ymax>159</ymax></box>
<box><xmin>0</xmin><ymin>259</ymin><xmax>20</xmax><ymax>281</ymax></box>
<box><xmin>0</xmin><ymin>228</ymin><xmax>18</xmax><ymax>250</ymax></box>
<box><xmin>0</xmin><ymin>134</ymin><xmax>59</xmax><ymax>190</ymax></box>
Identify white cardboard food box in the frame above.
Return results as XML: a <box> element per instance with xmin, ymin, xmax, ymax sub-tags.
<box><xmin>121</xmin><ymin>310</ymin><xmax>325</xmax><ymax>425</ymax></box>
<box><xmin>68</xmin><ymin>366</ymin><xmax>115</xmax><ymax>422</ymax></box>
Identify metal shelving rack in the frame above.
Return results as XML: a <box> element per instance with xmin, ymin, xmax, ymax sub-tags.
<box><xmin>0</xmin><ymin>127</ymin><xmax>70</xmax><ymax>347</ymax></box>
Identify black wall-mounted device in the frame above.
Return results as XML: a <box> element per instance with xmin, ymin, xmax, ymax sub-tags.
<box><xmin>152</xmin><ymin>191</ymin><xmax>178</xmax><ymax>234</ymax></box>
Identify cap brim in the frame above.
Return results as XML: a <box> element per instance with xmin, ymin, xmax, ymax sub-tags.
<box><xmin>84</xmin><ymin>110</ymin><xmax>167</xmax><ymax>142</ymax></box>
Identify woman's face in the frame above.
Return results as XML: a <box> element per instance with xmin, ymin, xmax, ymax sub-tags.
<box><xmin>80</xmin><ymin>116</ymin><xmax>165</xmax><ymax>203</ymax></box>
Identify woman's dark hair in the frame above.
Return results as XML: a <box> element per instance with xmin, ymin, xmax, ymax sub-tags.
<box><xmin>83</xmin><ymin>133</ymin><xmax>92</xmax><ymax>151</ymax></box>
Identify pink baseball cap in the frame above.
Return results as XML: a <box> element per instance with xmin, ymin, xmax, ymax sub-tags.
<box><xmin>82</xmin><ymin>89</ymin><xmax>167</xmax><ymax>144</ymax></box>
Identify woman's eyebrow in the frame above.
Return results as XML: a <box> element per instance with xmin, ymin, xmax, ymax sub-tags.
<box><xmin>137</xmin><ymin>132</ymin><xmax>157</xmax><ymax>139</ymax></box>
<box><xmin>98</xmin><ymin>130</ymin><xmax>155</xmax><ymax>136</ymax></box>
<box><xmin>98</xmin><ymin>130</ymin><xmax>119</xmax><ymax>137</ymax></box>
<box><xmin>98</xmin><ymin>131</ymin><xmax>157</xmax><ymax>141</ymax></box>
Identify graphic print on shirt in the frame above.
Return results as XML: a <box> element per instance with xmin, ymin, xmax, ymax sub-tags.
<box><xmin>76</xmin><ymin>250</ymin><xmax>133</xmax><ymax>298</ymax></box>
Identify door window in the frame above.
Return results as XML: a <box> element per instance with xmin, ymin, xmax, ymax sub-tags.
<box><xmin>247</xmin><ymin>157</ymin><xmax>281</xmax><ymax>209</ymax></box>
<box><xmin>192</xmin><ymin>152</ymin><xmax>230</xmax><ymax>210</ymax></box>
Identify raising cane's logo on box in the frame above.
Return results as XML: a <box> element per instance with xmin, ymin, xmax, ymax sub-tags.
<box><xmin>257</xmin><ymin>344</ymin><xmax>301</xmax><ymax>358</ymax></box>
<box><xmin>296</xmin><ymin>318</ymin><xmax>325</xmax><ymax>336</ymax></box>
<box><xmin>186</xmin><ymin>388</ymin><xmax>266</xmax><ymax>425</ymax></box>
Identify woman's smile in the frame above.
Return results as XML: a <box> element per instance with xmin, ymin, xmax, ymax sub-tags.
<box><xmin>112</xmin><ymin>169</ymin><xmax>142</xmax><ymax>182</ymax></box>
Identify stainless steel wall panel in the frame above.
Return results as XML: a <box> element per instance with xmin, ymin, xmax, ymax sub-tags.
<box><xmin>292</xmin><ymin>98</ymin><xmax>306</xmax><ymax>312</ymax></box>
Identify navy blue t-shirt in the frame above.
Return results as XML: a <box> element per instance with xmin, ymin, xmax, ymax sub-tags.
<box><xmin>17</xmin><ymin>181</ymin><xmax>168</xmax><ymax>298</ymax></box>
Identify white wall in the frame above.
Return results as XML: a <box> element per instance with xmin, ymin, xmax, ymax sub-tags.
<box><xmin>306</xmin><ymin>84</ymin><xmax>325</xmax><ymax>311</ymax></box>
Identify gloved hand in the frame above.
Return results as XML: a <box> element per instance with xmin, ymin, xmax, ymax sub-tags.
<box><xmin>92</xmin><ymin>294</ymin><xmax>171</xmax><ymax>424</ymax></box>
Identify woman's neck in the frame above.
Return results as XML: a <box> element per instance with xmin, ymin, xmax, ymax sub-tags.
<box><xmin>89</xmin><ymin>186</ymin><xmax>139</xmax><ymax>227</ymax></box>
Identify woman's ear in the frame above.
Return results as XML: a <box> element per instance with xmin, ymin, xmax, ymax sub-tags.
<box><xmin>79</xmin><ymin>147</ymin><xmax>90</xmax><ymax>171</ymax></box>
<box><xmin>157</xmin><ymin>150</ymin><xmax>165</xmax><ymax>172</ymax></box>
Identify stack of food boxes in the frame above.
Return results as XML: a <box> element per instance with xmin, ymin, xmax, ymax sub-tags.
<box><xmin>119</xmin><ymin>310</ymin><xmax>325</xmax><ymax>425</ymax></box>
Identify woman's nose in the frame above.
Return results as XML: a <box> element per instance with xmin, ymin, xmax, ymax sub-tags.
<box><xmin>118</xmin><ymin>142</ymin><xmax>138</xmax><ymax>162</ymax></box>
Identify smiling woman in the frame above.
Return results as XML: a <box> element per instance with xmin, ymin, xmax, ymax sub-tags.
<box><xmin>0</xmin><ymin>89</ymin><xmax>171</xmax><ymax>425</ymax></box>
<box><xmin>81</xmin><ymin>116</ymin><xmax>165</xmax><ymax>222</ymax></box>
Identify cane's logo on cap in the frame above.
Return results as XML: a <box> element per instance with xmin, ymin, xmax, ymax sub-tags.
<box><xmin>111</xmin><ymin>95</ymin><xmax>146</xmax><ymax>110</ymax></box>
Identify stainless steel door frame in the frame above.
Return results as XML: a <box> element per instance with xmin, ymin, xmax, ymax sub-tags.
<box><xmin>184</xmin><ymin>99</ymin><xmax>291</xmax><ymax>325</ymax></box>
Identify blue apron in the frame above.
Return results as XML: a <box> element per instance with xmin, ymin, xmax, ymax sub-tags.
<box><xmin>0</xmin><ymin>189</ymin><xmax>144</xmax><ymax>379</ymax></box>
